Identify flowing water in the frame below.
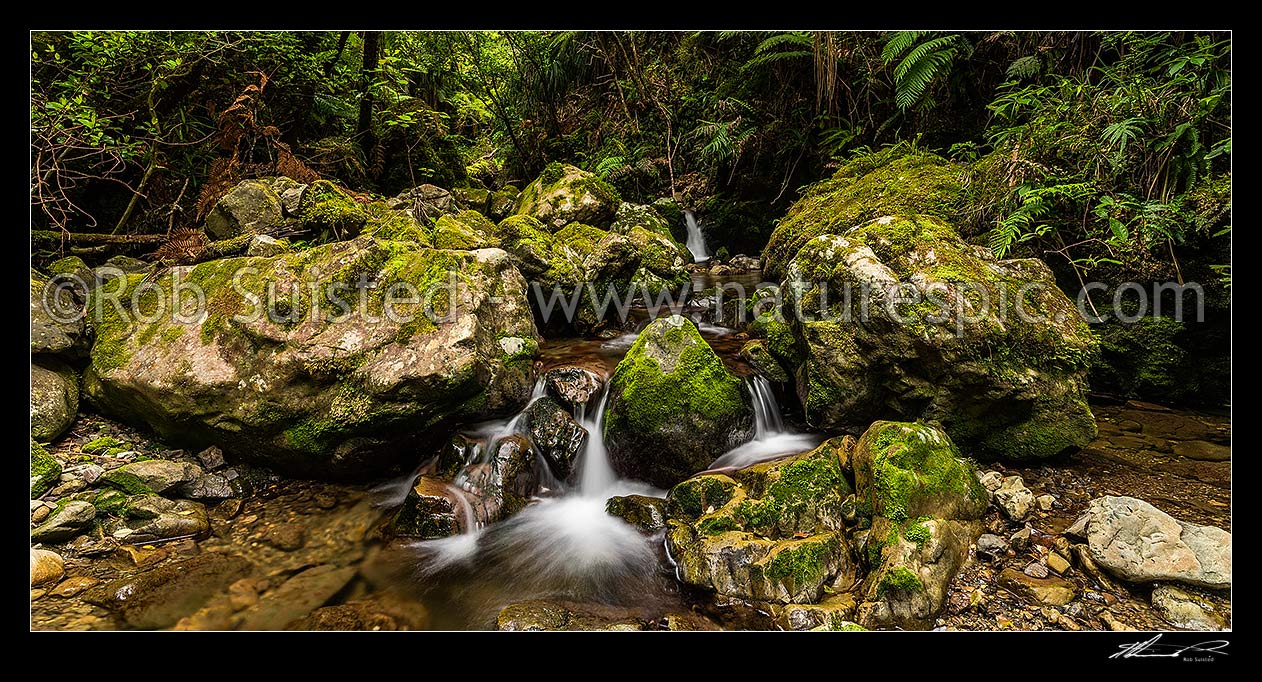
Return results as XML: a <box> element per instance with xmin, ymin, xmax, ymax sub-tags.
<box><xmin>708</xmin><ymin>376</ymin><xmax>823</xmax><ymax>470</ymax></box>
<box><xmin>684</xmin><ymin>210</ymin><xmax>709</xmax><ymax>263</ymax></box>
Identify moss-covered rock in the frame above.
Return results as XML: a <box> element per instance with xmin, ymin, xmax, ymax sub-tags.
<box><xmin>390</xmin><ymin>476</ymin><xmax>467</xmax><ymax>538</ymax></box>
<box><xmin>31</xmin><ymin>268</ymin><xmax>89</xmax><ymax>357</ymax></box>
<box><xmin>31</xmin><ymin>358</ymin><xmax>78</xmax><ymax>442</ymax></box>
<box><xmin>515</xmin><ymin>163</ymin><xmax>621</xmax><ymax>230</ymax></box>
<box><xmin>390</xmin><ymin>184</ymin><xmax>460</xmax><ymax>225</ymax></box>
<box><xmin>739</xmin><ymin>340</ymin><xmax>790</xmax><ymax>382</ymax></box>
<box><xmin>605</xmin><ymin>316</ymin><xmax>753</xmax><ymax>487</ymax></box>
<box><xmin>83</xmin><ymin>239</ymin><xmax>539</xmax><ymax>478</ymax></box>
<box><xmin>850</xmin><ymin>421</ymin><xmax>985</xmax><ymax>629</ymax></box>
<box><xmin>605</xmin><ymin>494</ymin><xmax>667</xmax><ymax>531</ymax></box>
<box><xmin>296</xmin><ymin>180</ymin><xmax>370</xmax><ymax>240</ymax></box>
<box><xmin>31</xmin><ymin>440</ymin><xmax>61</xmax><ymax>498</ymax></box>
<box><xmin>488</xmin><ymin>187</ymin><xmax>520</xmax><ymax>221</ymax></box>
<box><xmin>762</xmin><ymin>151</ymin><xmax>968</xmax><ymax>279</ymax></box>
<box><xmin>664</xmin><ymin>445</ymin><xmax>857</xmax><ymax>604</ymax></box>
<box><xmin>783</xmin><ymin>214</ymin><xmax>1097</xmax><ymax>461</ymax></box>
<box><xmin>205</xmin><ymin>180</ymin><xmax>286</xmax><ymax>240</ymax></box>
<box><xmin>610</xmin><ymin>201</ymin><xmax>676</xmax><ymax>240</ymax></box>
<box><xmin>452</xmin><ymin>186</ymin><xmax>491</xmax><ymax>214</ymax></box>
<box><xmin>360</xmin><ymin>201</ymin><xmax>433</xmax><ymax>246</ymax></box>
<box><xmin>431</xmin><ymin>210</ymin><xmax>500</xmax><ymax>250</ymax></box>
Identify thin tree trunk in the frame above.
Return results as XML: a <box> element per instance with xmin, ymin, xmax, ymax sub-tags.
<box><xmin>357</xmin><ymin>31</ymin><xmax>382</xmax><ymax>162</ymax></box>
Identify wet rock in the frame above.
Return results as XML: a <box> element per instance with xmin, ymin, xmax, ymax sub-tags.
<box><xmin>195</xmin><ymin>446</ymin><xmax>226</xmax><ymax>470</ymax></box>
<box><xmin>728</xmin><ymin>254</ymin><xmax>761</xmax><ymax>272</ymax></box>
<box><xmin>84</xmin><ymin>553</ymin><xmax>253</xmax><ymax>629</ymax></box>
<box><xmin>994</xmin><ymin>476</ymin><xmax>1035</xmax><ymax>521</ymax></box>
<box><xmin>776</xmin><ymin>594</ymin><xmax>858</xmax><ymax>630</ymax></box>
<box><xmin>976</xmin><ymin>534</ymin><xmax>1008</xmax><ymax>561</ymax></box>
<box><xmin>1023</xmin><ymin>562</ymin><xmax>1049</xmax><ymax>579</ymax></box>
<box><xmin>543</xmin><ymin>366</ymin><xmax>603</xmax><ymax>411</ymax></box>
<box><xmin>1078</xmin><ymin>496</ymin><xmax>1230</xmax><ymax>589</ymax></box>
<box><xmin>109</xmin><ymin>495</ymin><xmax>209</xmax><ymax>543</ymax></box>
<box><xmin>606</xmin><ymin>316</ymin><xmax>754</xmax><ymax>488</ymax></box>
<box><xmin>523</xmin><ymin>396</ymin><xmax>587</xmax><ymax>481</ymax></box>
<box><xmin>998</xmin><ymin>568</ymin><xmax>1077</xmax><ymax>606</ymax></box>
<box><xmin>1036</xmin><ymin>494</ymin><xmax>1056</xmax><ymax>511</ymax></box>
<box><xmin>1172</xmin><ymin>440</ymin><xmax>1230</xmax><ymax>462</ymax></box>
<box><xmin>605</xmin><ymin>495</ymin><xmax>666</xmax><ymax>531</ymax></box>
<box><xmin>459</xmin><ymin>435</ymin><xmax>540</xmax><ymax>523</ymax></box>
<box><xmin>180</xmin><ymin>472</ymin><xmax>237</xmax><ymax>500</ymax></box>
<box><xmin>295</xmin><ymin>595</ymin><xmax>429</xmax><ymax>631</ymax></box>
<box><xmin>31</xmin><ymin>359</ymin><xmax>79</xmax><ymax>441</ymax></box>
<box><xmin>496</xmin><ymin>600</ymin><xmax>649</xmax><ymax>631</ymax></box>
<box><xmin>263</xmin><ymin>523</ymin><xmax>306</xmax><ymax>551</ymax></box>
<box><xmin>1151</xmin><ymin>584</ymin><xmax>1227</xmax><ymax>630</ymax></box>
<box><xmin>391</xmin><ymin>477</ymin><xmax>467</xmax><ymax>539</ymax></box>
<box><xmin>667</xmin><ymin>443</ymin><xmax>856</xmax><ymax>604</ymax></box>
<box><xmin>102</xmin><ymin>460</ymin><xmax>202</xmax><ymax>495</ymax></box>
<box><xmin>237</xmin><ymin>564</ymin><xmax>358</xmax><ymax>630</ymax></box>
<box><xmin>32</xmin><ymin>500</ymin><xmax>96</xmax><ymax>542</ymax></box>
<box><xmin>739</xmin><ymin>340</ymin><xmax>790</xmax><ymax>382</ymax></box>
<box><xmin>30</xmin><ymin>549</ymin><xmax>64</xmax><ymax>586</ymax></box>
<box><xmin>31</xmin><ymin>440</ymin><xmax>61</xmax><ymax>498</ymax></box>
<box><xmin>1046</xmin><ymin>552</ymin><xmax>1072</xmax><ymax>575</ymax></box>
<box><xmin>51</xmin><ymin>575</ymin><xmax>99</xmax><ymax>598</ymax></box>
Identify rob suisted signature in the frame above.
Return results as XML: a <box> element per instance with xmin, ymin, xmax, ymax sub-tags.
<box><xmin>1111</xmin><ymin>634</ymin><xmax>1230</xmax><ymax>660</ymax></box>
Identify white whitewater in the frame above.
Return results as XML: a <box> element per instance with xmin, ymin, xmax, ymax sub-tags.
<box><xmin>708</xmin><ymin>376</ymin><xmax>822</xmax><ymax>470</ymax></box>
<box><xmin>684</xmin><ymin>210</ymin><xmax>709</xmax><ymax>263</ymax></box>
<box><xmin>577</xmin><ymin>388</ymin><xmax>619</xmax><ymax>496</ymax></box>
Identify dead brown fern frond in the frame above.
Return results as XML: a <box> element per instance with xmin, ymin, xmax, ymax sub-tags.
<box><xmin>151</xmin><ymin>227</ymin><xmax>209</xmax><ymax>265</ymax></box>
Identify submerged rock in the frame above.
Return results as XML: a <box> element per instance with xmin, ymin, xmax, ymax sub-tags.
<box><xmin>30</xmin><ymin>549</ymin><xmax>64</xmax><ymax>587</ymax></box>
<box><xmin>782</xmin><ymin>214</ymin><xmax>1097</xmax><ymax>461</ymax></box>
<box><xmin>666</xmin><ymin>443</ymin><xmax>856</xmax><ymax>604</ymax></box>
<box><xmin>1150</xmin><ymin>583</ymin><xmax>1227</xmax><ymax>630</ymax></box>
<box><xmin>997</xmin><ymin>567</ymin><xmax>1077</xmax><ymax>606</ymax></box>
<box><xmin>515</xmin><ymin>163</ymin><xmax>620</xmax><ymax>230</ymax></box>
<box><xmin>605</xmin><ymin>316</ymin><xmax>753</xmax><ymax>488</ymax></box>
<box><xmin>84</xmin><ymin>239</ymin><xmax>539</xmax><ymax>477</ymax></box>
<box><xmin>30</xmin><ymin>359</ymin><xmax>78</xmax><ymax>441</ymax></box>
<box><xmin>85</xmin><ymin>553</ymin><xmax>253</xmax><ymax>629</ymax></box>
<box><xmin>1077</xmin><ymin>496</ymin><xmax>1230</xmax><ymax>589</ymax></box>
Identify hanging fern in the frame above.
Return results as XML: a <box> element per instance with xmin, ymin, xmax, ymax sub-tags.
<box><xmin>743</xmin><ymin>32</ymin><xmax>813</xmax><ymax>70</ymax></box>
<box><xmin>989</xmin><ymin>181</ymin><xmax>1095</xmax><ymax>258</ymax></box>
<box><xmin>882</xmin><ymin>32</ymin><xmax>968</xmax><ymax>111</ymax></box>
<box><xmin>1006</xmin><ymin>55</ymin><xmax>1042</xmax><ymax>79</ymax></box>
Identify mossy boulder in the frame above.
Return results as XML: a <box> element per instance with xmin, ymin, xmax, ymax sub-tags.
<box><xmin>83</xmin><ymin>238</ymin><xmax>539</xmax><ymax>478</ymax></box>
<box><xmin>488</xmin><ymin>187</ymin><xmax>520</xmax><ymax>221</ymax></box>
<box><xmin>204</xmin><ymin>179</ymin><xmax>286</xmax><ymax>240</ymax></box>
<box><xmin>31</xmin><ymin>440</ymin><xmax>61</xmax><ymax>498</ymax></box>
<box><xmin>31</xmin><ymin>358</ymin><xmax>78</xmax><ymax>441</ymax></box>
<box><xmin>605</xmin><ymin>316</ymin><xmax>753</xmax><ymax>487</ymax></box>
<box><xmin>32</xmin><ymin>267</ymin><xmax>90</xmax><ymax>358</ymax></box>
<box><xmin>606</xmin><ymin>494</ymin><xmax>667</xmax><ymax>531</ymax></box>
<box><xmin>361</xmin><ymin>202</ymin><xmax>433</xmax><ymax>246</ymax></box>
<box><xmin>390</xmin><ymin>184</ymin><xmax>460</xmax><ymax>224</ymax></box>
<box><xmin>610</xmin><ymin>201</ymin><xmax>676</xmax><ymax>240</ymax></box>
<box><xmin>739</xmin><ymin>340</ymin><xmax>790</xmax><ymax>382</ymax></box>
<box><xmin>515</xmin><ymin>162</ymin><xmax>621</xmax><ymax>230</ymax></box>
<box><xmin>665</xmin><ymin>444</ymin><xmax>857</xmax><ymax>604</ymax></box>
<box><xmin>850</xmin><ymin>421</ymin><xmax>986</xmax><ymax>629</ymax></box>
<box><xmin>452</xmin><ymin>186</ymin><xmax>491</xmax><ymax>214</ymax></box>
<box><xmin>762</xmin><ymin>151</ymin><xmax>968</xmax><ymax>279</ymax></box>
<box><xmin>783</xmin><ymin>214</ymin><xmax>1097</xmax><ymax>461</ymax></box>
<box><xmin>297</xmin><ymin>180</ymin><xmax>369</xmax><ymax>240</ymax></box>
<box><xmin>431</xmin><ymin>210</ymin><xmax>500</xmax><ymax>250</ymax></box>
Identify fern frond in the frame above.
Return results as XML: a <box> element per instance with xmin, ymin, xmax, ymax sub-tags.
<box><xmin>754</xmin><ymin>32</ymin><xmax>813</xmax><ymax>54</ymax></box>
<box><xmin>881</xmin><ymin>31</ymin><xmax>925</xmax><ymax>63</ymax></box>
<box><xmin>1007</xmin><ymin>55</ymin><xmax>1042</xmax><ymax>79</ymax></box>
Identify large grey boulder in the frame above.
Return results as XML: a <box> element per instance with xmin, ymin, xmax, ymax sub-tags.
<box><xmin>31</xmin><ymin>359</ymin><xmax>78</xmax><ymax>441</ymax></box>
<box><xmin>1074</xmin><ymin>496</ymin><xmax>1230</xmax><ymax>589</ymax></box>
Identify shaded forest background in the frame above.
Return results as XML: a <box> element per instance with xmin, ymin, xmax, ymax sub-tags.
<box><xmin>30</xmin><ymin>30</ymin><xmax>1231</xmax><ymax>405</ymax></box>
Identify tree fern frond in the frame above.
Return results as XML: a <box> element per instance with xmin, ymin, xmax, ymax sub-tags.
<box><xmin>744</xmin><ymin>50</ymin><xmax>813</xmax><ymax>69</ymax></box>
<box><xmin>1007</xmin><ymin>55</ymin><xmax>1042</xmax><ymax>79</ymax></box>
<box><xmin>881</xmin><ymin>31</ymin><xmax>925</xmax><ymax>63</ymax></box>
<box><xmin>754</xmin><ymin>32</ymin><xmax>813</xmax><ymax>54</ymax></box>
<box><xmin>893</xmin><ymin>35</ymin><xmax>960</xmax><ymax>81</ymax></box>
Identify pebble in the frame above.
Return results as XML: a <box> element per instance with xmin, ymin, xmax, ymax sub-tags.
<box><xmin>30</xmin><ymin>549</ymin><xmax>65</xmax><ymax>587</ymax></box>
<box><xmin>1046</xmin><ymin>552</ymin><xmax>1072</xmax><ymax>575</ymax></box>
<box><xmin>31</xmin><ymin>506</ymin><xmax>51</xmax><ymax>523</ymax></box>
<box><xmin>263</xmin><ymin>523</ymin><xmax>306</xmax><ymax>551</ymax></box>
<box><xmin>1035</xmin><ymin>494</ymin><xmax>1056</xmax><ymax>511</ymax></box>
<box><xmin>1009</xmin><ymin>527</ymin><xmax>1032</xmax><ymax>551</ymax></box>
<box><xmin>976</xmin><ymin>534</ymin><xmax>1008</xmax><ymax>561</ymax></box>
<box><xmin>1024</xmin><ymin>562</ymin><xmax>1050</xmax><ymax>579</ymax></box>
<box><xmin>314</xmin><ymin>493</ymin><xmax>338</xmax><ymax>510</ymax></box>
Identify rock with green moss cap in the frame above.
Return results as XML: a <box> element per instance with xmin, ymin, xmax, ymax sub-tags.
<box><xmin>31</xmin><ymin>440</ymin><xmax>61</xmax><ymax>498</ymax></box>
<box><xmin>762</xmin><ymin>150</ymin><xmax>969</xmax><ymax>279</ymax></box>
<box><xmin>739</xmin><ymin>340</ymin><xmax>789</xmax><ymax>382</ymax></box>
<box><xmin>297</xmin><ymin>180</ymin><xmax>369</xmax><ymax>240</ymax></box>
<box><xmin>664</xmin><ymin>444</ymin><xmax>857</xmax><ymax>604</ymax></box>
<box><xmin>32</xmin><ymin>500</ymin><xmax>97</xmax><ymax>543</ymax></box>
<box><xmin>605</xmin><ymin>494</ymin><xmax>667</xmax><ymax>531</ymax></box>
<box><xmin>452</xmin><ymin>186</ymin><xmax>491</xmax><ymax>213</ymax></box>
<box><xmin>205</xmin><ymin>179</ymin><xmax>287</xmax><ymax>240</ymax></box>
<box><xmin>83</xmin><ymin>238</ymin><xmax>539</xmax><ymax>478</ymax></box>
<box><xmin>488</xmin><ymin>187</ymin><xmax>520</xmax><ymax>221</ymax></box>
<box><xmin>31</xmin><ymin>358</ymin><xmax>78</xmax><ymax>441</ymax></box>
<box><xmin>515</xmin><ymin>163</ymin><xmax>621</xmax><ymax>230</ymax></box>
<box><xmin>431</xmin><ymin>210</ymin><xmax>500</xmax><ymax>250</ymax></box>
<box><xmin>783</xmin><ymin>214</ymin><xmax>1097</xmax><ymax>461</ymax></box>
<box><xmin>605</xmin><ymin>316</ymin><xmax>753</xmax><ymax>487</ymax></box>
<box><xmin>850</xmin><ymin>421</ymin><xmax>986</xmax><ymax>629</ymax></box>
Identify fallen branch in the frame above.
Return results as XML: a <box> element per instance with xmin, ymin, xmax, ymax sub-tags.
<box><xmin>32</xmin><ymin>231</ymin><xmax>166</xmax><ymax>245</ymax></box>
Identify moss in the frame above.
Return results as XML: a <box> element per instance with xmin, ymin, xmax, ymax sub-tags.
<box><xmin>31</xmin><ymin>440</ymin><xmax>61</xmax><ymax>497</ymax></box>
<box><xmin>766</xmin><ymin>535</ymin><xmax>839</xmax><ymax>590</ymax></box>
<box><xmin>574</xmin><ymin>175</ymin><xmax>621</xmax><ymax>207</ymax></box>
<box><xmin>902</xmin><ymin>517</ymin><xmax>932</xmax><ymax>547</ymax></box>
<box><xmin>540</xmin><ymin>161</ymin><xmax>565</xmax><ymax>186</ymax></box>
<box><xmin>697</xmin><ymin>515</ymin><xmax>740</xmax><ymax>536</ymax></box>
<box><xmin>49</xmin><ymin>256</ymin><xmax>89</xmax><ymax>276</ymax></box>
<box><xmin>362</xmin><ymin>201</ymin><xmax>432</xmax><ymax>246</ymax></box>
<box><xmin>93</xmin><ymin>488</ymin><xmax>130</xmax><ymax>516</ymax></box>
<box><xmin>733</xmin><ymin>456</ymin><xmax>847</xmax><ymax>534</ymax></box>
<box><xmin>82</xmin><ymin>436</ymin><xmax>125</xmax><ymax>454</ymax></box>
<box><xmin>763</xmin><ymin>151</ymin><xmax>968</xmax><ymax>278</ymax></box>
<box><xmin>606</xmin><ymin>318</ymin><xmax>746</xmax><ymax>436</ymax></box>
<box><xmin>876</xmin><ymin>567</ymin><xmax>923</xmax><ymax>598</ymax></box>
<box><xmin>298</xmin><ymin>180</ymin><xmax>369</xmax><ymax>237</ymax></box>
<box><xmin>667</xmin><ymin>474</ymin><xmax>736</xmax><ymax>520</ymax></box>
<box><xmin>432</xmin><ymin>210</ymin><xmax>499</xmax><ymax>250</ymax></box>
<box><xmin>858</xmin><ymin>422</ymin><xmax>985</xmax><ymax>522</ymax></box>
<box><xmin>103</xmin><ymin>471</ymin><xmax>154</xmax><ymax>495</ymax></box>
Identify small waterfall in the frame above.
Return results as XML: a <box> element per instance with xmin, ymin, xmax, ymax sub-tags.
<box><xmin>684</xmin><ymin>210</ymin><xmax>709</xmax><ymax>263</ymax></box>
<box><xmin>576</xmin><ymin>388</ymin><xmax>617</xmax><ymax>497</ymax></box>
<box><xmin>707</xmin><ymin>377</ymin><xmax>824</xmax><ymax>470</ymax></box>
<box><xmin>748</xmin><ymin>375</ymin><xmax>784</xmax><ymax>437</ymax></box>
